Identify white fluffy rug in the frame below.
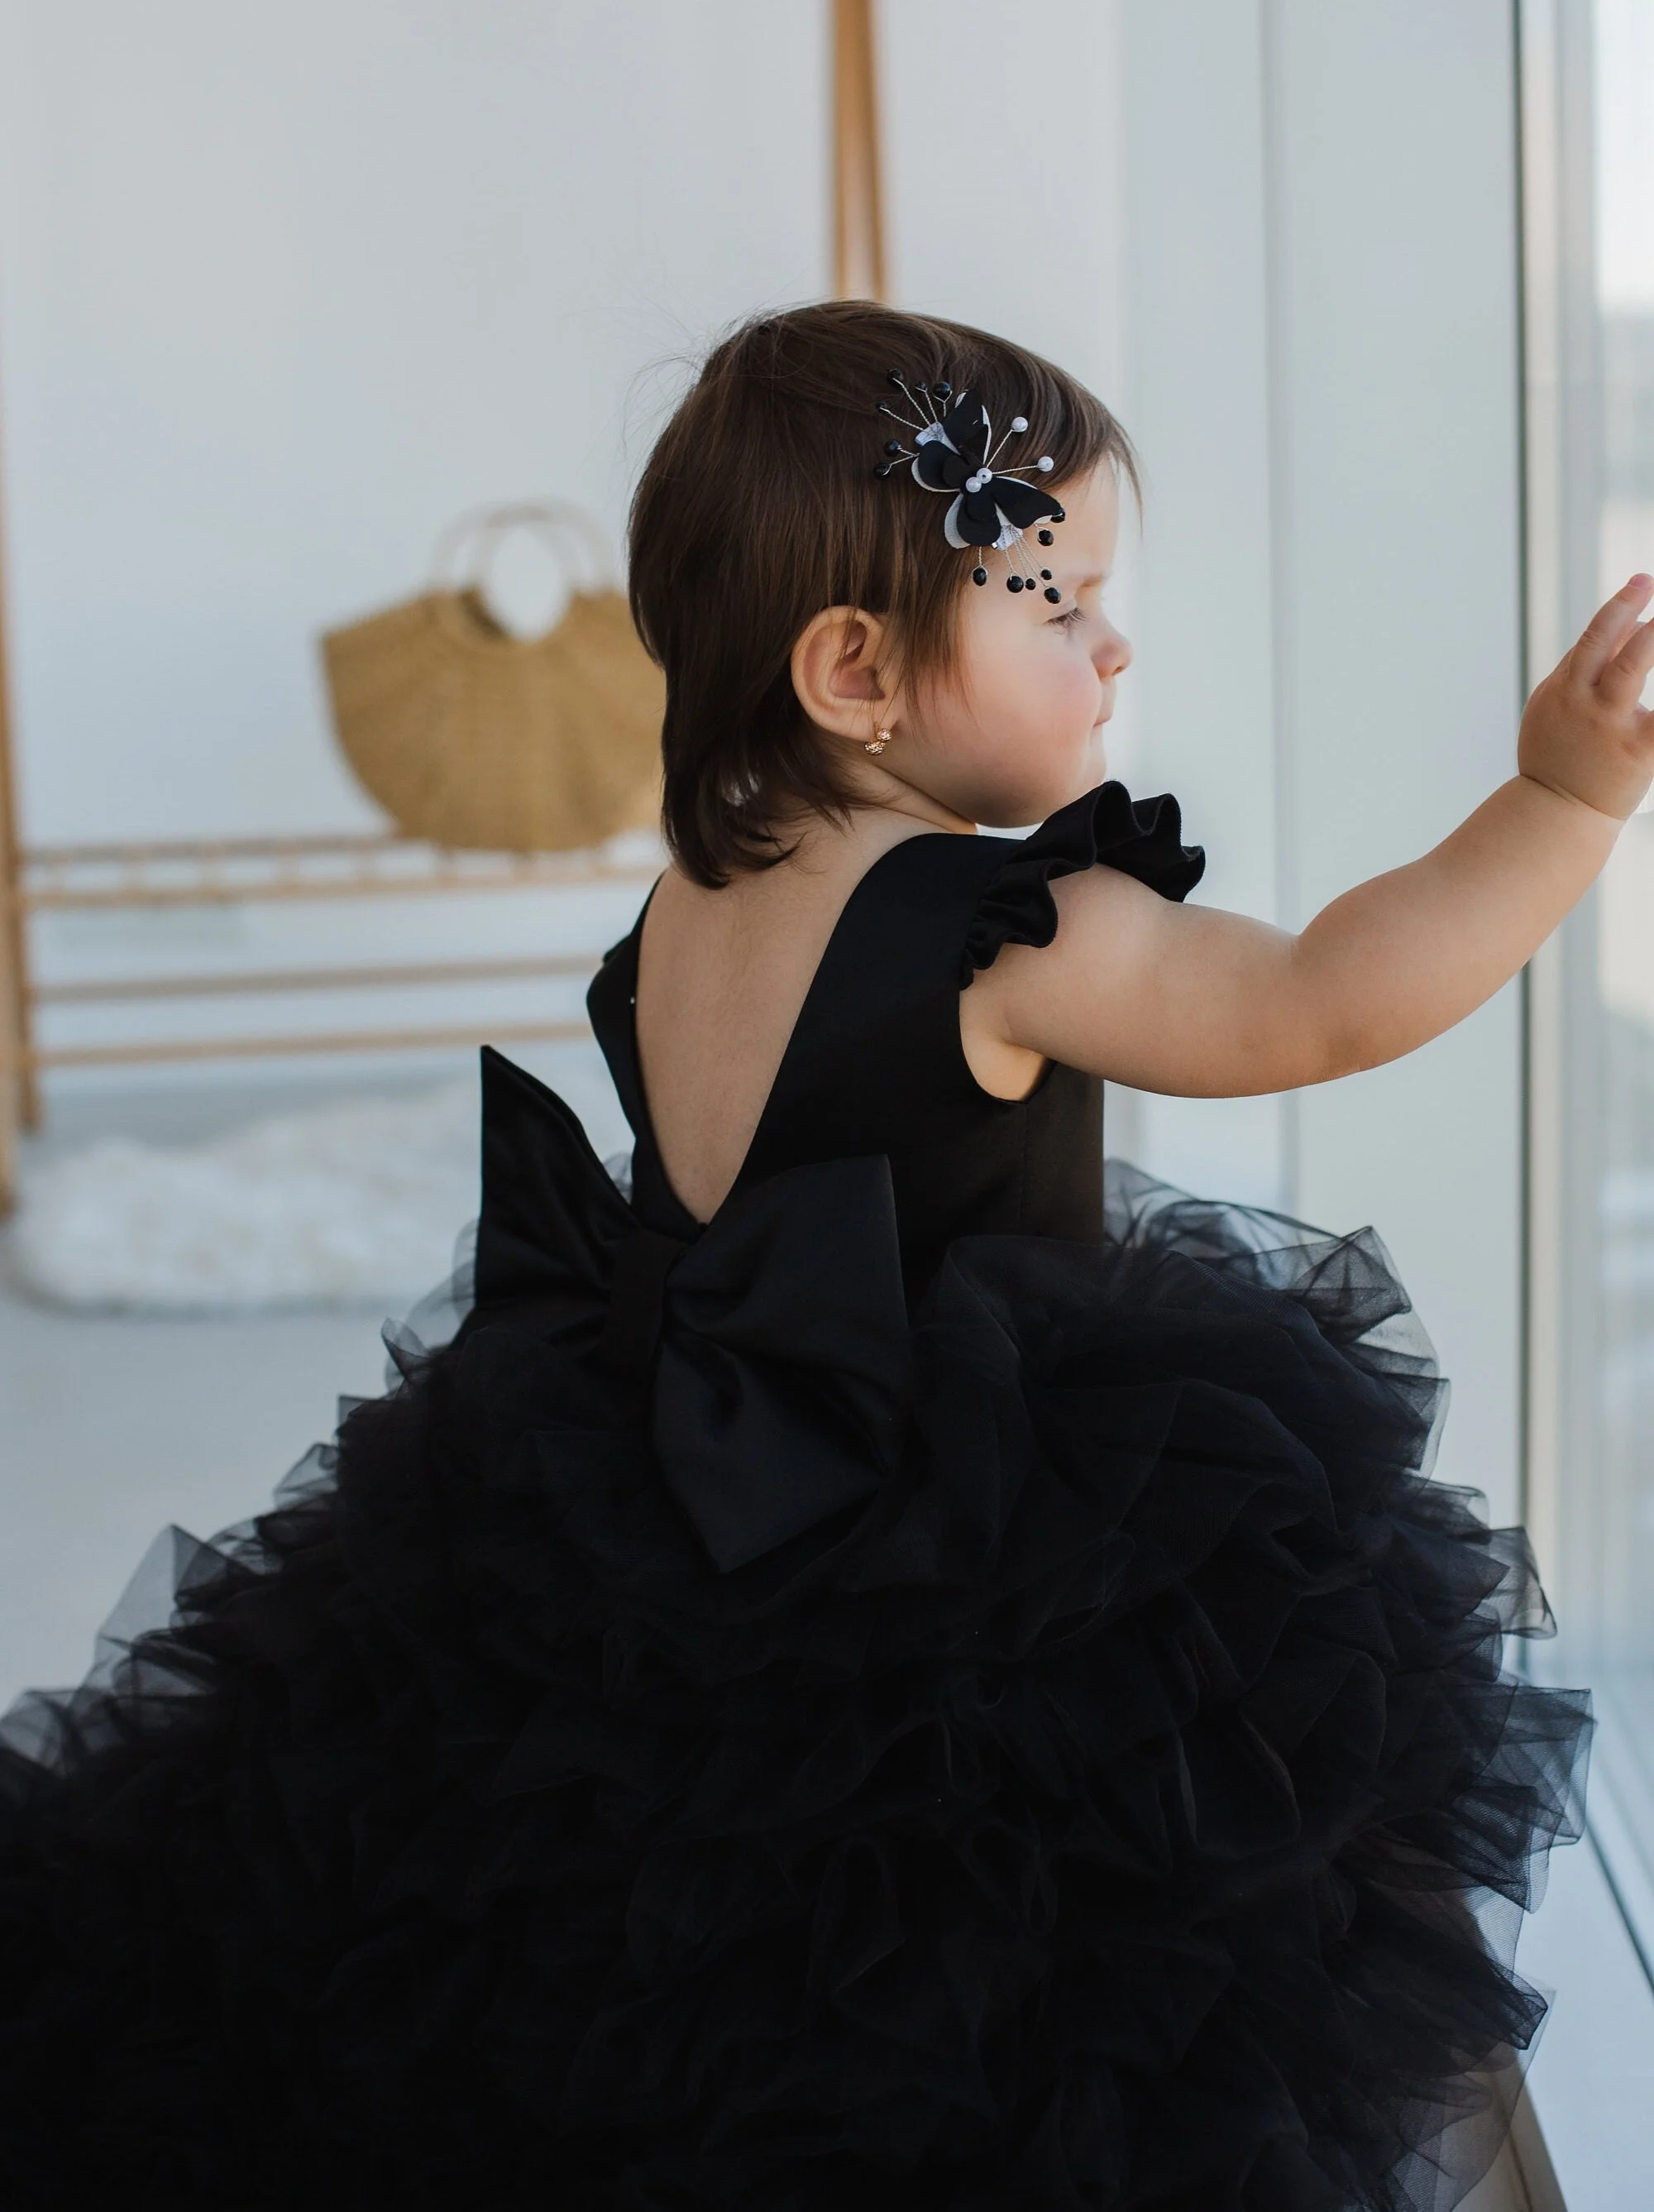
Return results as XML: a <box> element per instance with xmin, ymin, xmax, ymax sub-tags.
<box><xmin>8</xmin><ymin>1051</ymin><xmax>632</xmax><ymax>1315</ymax></box>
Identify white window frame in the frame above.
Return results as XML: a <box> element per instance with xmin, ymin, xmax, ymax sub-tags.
<box><xmin>1518</xmin><ymin>1</ymin><xmax>1654</xmax><ymax>2200</ymax></box>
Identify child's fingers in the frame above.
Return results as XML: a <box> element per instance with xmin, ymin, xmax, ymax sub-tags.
<box><xmin>1602</xmin><ymin>612</ymin><xmax>1654</xmax><ymax>708</ymax></box>
<box><xmin>1573</xmin><ymin>574</ymin><xmax>1654</xmax><ymax>680</ymax></box>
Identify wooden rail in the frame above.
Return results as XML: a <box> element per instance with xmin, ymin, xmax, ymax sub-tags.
<box><xmin>0</xmin><ymin>837</ymin><xmax>658</xmax><ymax>1207</ymax></box>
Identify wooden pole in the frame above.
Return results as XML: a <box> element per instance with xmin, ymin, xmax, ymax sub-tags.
<box><xmin>832</xmin><ymin>0</ymin><xmax>887</xmax><ymax>301</ymax></box>
<box><xmin>0</xmin><ymin>351</ymin><xmax>36</xmax><ymax>1214</ymax></box>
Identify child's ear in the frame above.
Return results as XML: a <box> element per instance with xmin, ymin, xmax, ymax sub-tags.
<box><xmin>790</xmin><ymin>606</ymin><xmax>898</xmax><ymax>740</ymax></box>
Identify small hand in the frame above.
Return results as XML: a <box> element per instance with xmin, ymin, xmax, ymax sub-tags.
<box><xmin>1519</xmin><ymin>574</ymin><xmax>1654</xmax><ymax>821</ymax></box>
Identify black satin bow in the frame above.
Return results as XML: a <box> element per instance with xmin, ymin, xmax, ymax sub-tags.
<box><xmin>470</xmin><ymin>1047</ymin><xmax>912</xmax><ymax>1573</ymax></box>
<box><xmin>911</xmin><ymin>391</ymin><xmax>1064</xmax><ymax>547</ymax></box>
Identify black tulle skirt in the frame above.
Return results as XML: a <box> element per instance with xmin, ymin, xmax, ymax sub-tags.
<box><xmin>0</xmin><ymin>1164</ymin><xmax>1588</xmax><ymax>2211</ymax></box>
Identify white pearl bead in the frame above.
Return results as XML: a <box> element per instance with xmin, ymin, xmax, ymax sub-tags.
<box><xmin>1011</xmin><ymin>415</ymin><xmax>1029</xmax><ymax>433</ymax></box>
<box><xmin>1037</xmin><ymin>456</ymin><xmax>1054</xmax><ymax>472</ymax></box>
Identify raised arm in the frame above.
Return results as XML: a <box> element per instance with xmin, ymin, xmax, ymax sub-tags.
<box><xmin>974</xmin><ymin>577</ymin><xmax>1654</xmax><ymax>1099</ymax></box>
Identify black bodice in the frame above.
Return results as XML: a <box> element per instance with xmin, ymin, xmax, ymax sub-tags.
<box><xmin>586</xmin><ymin>780</ymin><xmax>1207</xmax><ymax>1300</ymax></box>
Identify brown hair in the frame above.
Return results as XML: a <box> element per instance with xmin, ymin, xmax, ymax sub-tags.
<box><xmin>627</xmin><ymin>299</ymin><xmax>1135</xmax><ymax>887</ymax></box>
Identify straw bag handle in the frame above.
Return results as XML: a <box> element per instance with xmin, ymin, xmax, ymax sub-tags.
<box><xmin>432</xmin><ymin>500</ymin><xmax>619</xmax><ymax>621</ymax></box>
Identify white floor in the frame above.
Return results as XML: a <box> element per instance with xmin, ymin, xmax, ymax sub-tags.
<box><xmin>0</xmin><ymin>1040</ymin><xmax>639</xmax><ymax>1713</ymax></box>
<box><xmin>0</xmin><ymin>1065</ymin><xmax>489</xmax><ymax>1712</ymax></box>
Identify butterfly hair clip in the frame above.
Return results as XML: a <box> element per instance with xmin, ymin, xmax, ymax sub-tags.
<box><xmin>873</xmin><ymin>372</ymin><xmax>1066</xmax><ymax>599</ymax></box>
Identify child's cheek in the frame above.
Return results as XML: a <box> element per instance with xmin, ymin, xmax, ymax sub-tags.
<box><xmin>1039</xmin><ymin>650</ymin><xmax>1100</xmax><ymax>732</ymax></box>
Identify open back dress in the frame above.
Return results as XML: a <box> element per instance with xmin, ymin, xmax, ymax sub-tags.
<box><xmin>0</xmin><ymin>782</ymin><xmax>1589</xmax><ymax>2211</ymax></box>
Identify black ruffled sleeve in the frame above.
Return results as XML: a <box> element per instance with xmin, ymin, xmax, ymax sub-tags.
<box><xmin>960</xmin><ymin>780</ymin><xmax>1206</xmax><ymax>984</ymax></box>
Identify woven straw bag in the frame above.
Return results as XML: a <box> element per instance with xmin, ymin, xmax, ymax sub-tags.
<box><xmin>321</xmin><ymin>502</ymin><xmax>663</xmax><ymax>853</ymax></box>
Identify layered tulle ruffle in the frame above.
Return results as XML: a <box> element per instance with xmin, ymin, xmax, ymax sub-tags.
<box><xmin>0</xmin><ymin>1137</ymin><xmax>1587</xmax><ymax>2210</ymax></box>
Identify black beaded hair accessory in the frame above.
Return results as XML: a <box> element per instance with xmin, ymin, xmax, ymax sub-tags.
<box><xmin>874</xmin><ymin>372</ymin><xmax>1067</xmax><ymax>600</ymax></box>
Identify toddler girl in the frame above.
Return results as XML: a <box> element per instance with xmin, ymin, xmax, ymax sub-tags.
<box><xmin>2</xmin><ymin>299</ymin><xmax>1637</xmax><ymax>2212</ymax></box>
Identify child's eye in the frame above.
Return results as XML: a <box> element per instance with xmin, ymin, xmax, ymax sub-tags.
<box><xmin>1049</xmin><ymin>603</ymin><xmax>1085</xmax><ymax>630</ymax></box>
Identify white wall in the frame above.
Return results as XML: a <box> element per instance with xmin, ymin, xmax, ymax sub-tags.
<box><xmin>1116</xmin><ymin>0</ymin><xmax>1526</xmax><ymax>1519</ymax></box>
<box><xmin>0</xmin><ymin>0</ymin><xmax>1129</xmax><ymax>848</ymax></box>
<box><xmin>1274</xmin><ymin>2</ymin><xmax>1526</xmax><ymax>1520</ymax></box>
<box><xmin>0</xmin><ymin>0</ymin><xmax>829</xmax><ymax>844</ymax></box>
<box><xmin>1114</xmin><ymin>0</ymin><xmax>1285</xmax><ymax>1211</ymax></box>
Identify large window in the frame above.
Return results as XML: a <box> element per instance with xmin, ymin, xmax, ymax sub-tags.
<box><xmin>1525</xmin><ymin>0</ymin><xmax>1654</xmax><ymax>1957</ymax></box>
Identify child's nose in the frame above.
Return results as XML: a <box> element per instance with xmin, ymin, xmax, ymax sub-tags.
<box><xmin>1097</xmin><ymin>625</ymin><xmax>1132</xmax><ymax>677</ymax></box>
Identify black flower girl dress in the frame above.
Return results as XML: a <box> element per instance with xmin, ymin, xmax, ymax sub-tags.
<box><xmin>0</xmin><ymin>783</ymin><xmax>1589</xmax><ymax>2211</ymax></box>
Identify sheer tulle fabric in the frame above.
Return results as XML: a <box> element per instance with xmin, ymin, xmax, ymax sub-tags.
<box><xmin>0</xmin><ymin>1148</ymin><xmax>1587</xmax><ymax>2210</ymax></box>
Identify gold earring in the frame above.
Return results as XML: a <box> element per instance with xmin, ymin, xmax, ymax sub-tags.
<box><xmin>863</xmin><ymin>726</ymin><xmax>893</xmax><ymax>755</ymax></box>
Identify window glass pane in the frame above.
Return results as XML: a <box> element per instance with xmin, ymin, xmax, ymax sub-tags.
<box><xmin>1596</xmin><ymin>0</ymin><xmax>1654</xmax><ymax>1675</ymax></box>
<box><xmin>1541</xmin><ymin>0</ymin><xmax>1654</xmax><ymax>1936</ymax></box>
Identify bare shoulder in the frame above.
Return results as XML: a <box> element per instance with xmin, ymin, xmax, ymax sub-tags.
<box><xmin>965</xmin><ymin>861</ymin><xmax>1309</xmax><ymax>1098</ymax></box>
<box><xmin>966</xmin><ymin>862</ymin><xmax>1174</xmax><ymax>1022</ymax></box>
<box><xmin>957</xmin><ymin>864</ymin><xmax>1160</xmax><ymax>1097</ymax></box>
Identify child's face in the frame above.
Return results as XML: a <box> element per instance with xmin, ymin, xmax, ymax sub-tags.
<box><xmin>898</xmin><ymin>460</ymin><xmax>1130</xmax><ymax>827</ymax></box>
